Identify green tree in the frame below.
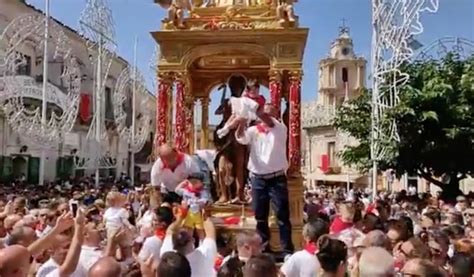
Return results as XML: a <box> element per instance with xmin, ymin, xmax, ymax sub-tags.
<box><xmin>334</xmin><ymin>53</ymin><xmax>474</xmax><ymax>200</ymax></box>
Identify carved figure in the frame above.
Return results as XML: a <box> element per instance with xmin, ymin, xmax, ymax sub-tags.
<box><xmin>276</xmin><ymin>0</ymin><xmax>297</xmax><ymax>24</ymax></box>
<box><xmin>192</xmin><ymin>0</ymin><xmax>204</xmax><ymax>7</ymax></box>
<box><xmin>213</xmin><ymin>75</ymin><xmax>248</xmax><ymax>205</ymax></box>
<box><xmin>157</xmin><ymin>0</ymin><xmax>193</xmax><ymax>28</ymax></box>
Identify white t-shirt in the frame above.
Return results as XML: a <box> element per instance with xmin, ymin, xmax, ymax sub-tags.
<box><xmin>78</xmin><ymin>245</ymin><xmax>103</xmax><ymax>273</ymax></box>
<box><xmin>103</xmin><ymin>207</ymin><xmax>129</xmax><ymax>230</ymax></box>
<box><xmin>137</xmin><ymin>210</ymin><xmax>155</xmax><ymax>229</ymax></box>
<box><xmin>280</xmin><ymin>250</ymin><xmax>320</xmax><ymax>277</ymax></box>
<box><xmin>138</xmin><ymin>236</ymin><xmax>163</xmax><ymax>264</ymax></box>
<box><xmin>161</xmin><ymin>235</ymin><xmax>217</xmax><ymax>277</ymax></box>
<box><xmin>36</xmin><ymin>257</ymin><xmax>86</xmax><ymax>277</ymax></box>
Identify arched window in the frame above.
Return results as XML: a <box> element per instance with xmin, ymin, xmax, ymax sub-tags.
<box><xmin>342</xmin><ymin>67</ymin><xmax>348</xmax><ymax>83</ymax></box>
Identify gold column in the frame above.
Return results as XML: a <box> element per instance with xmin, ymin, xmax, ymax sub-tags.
<box><xmin>200</xmin><ymin>97</ymin><xmax>210</xmax><ymax>149</ymax></box>
<box><xmin>287</xmin><ymin>70</ymin><xmax>304</xmax><ymax>249</ymax></box>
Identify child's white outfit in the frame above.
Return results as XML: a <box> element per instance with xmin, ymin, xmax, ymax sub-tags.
<box><xmin>103</xmin><ymin>206</ymin><xmax>131</xmax><ymax>245</ymax></box>
<box><xmin>229</xmin><ymin>96</ymin><xmax>260</xmax><ymax>120</ymax></box>
<box><xmin>217</xmin><ymin>92</ymin><xmax>265</xmax><ymax>138</ymax></box>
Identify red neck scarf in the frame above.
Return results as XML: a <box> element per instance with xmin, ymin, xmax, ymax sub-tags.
<box><xmin>162</xmin><ymin>152</ymin><xmax>185</xmax><ymax>172</ymax></box>
<box><xmin>155</xmin><ymin>228</ymin><xmax>166</xmax><ymax>240</ymax></box>
<box><xmin>304</xmin><ymin>242</ymin><xmax>318</xmax><ymax>255</ymax></box>
<box><xmin>186</xmin><ymin>182</ymin><xmax>203</xmax><ymax>194</ymax></box>
<box><xmin>256</xmin><ymin>123</ymin><xmax>270</xmax><ymax>134</ymax></box>
<box><xmin>214</xmin><ymin>255</ymin><xmax>224</xmax><ymax>271</ymax></box>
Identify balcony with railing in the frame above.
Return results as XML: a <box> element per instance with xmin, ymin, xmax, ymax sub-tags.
<box><xmin>302</xmin><ymin>101</ymin><xmax>336</xmax><ymax>128</ymax></box>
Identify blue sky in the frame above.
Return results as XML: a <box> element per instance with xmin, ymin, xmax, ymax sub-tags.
<box><xmin>27</xmin><ymin>0</ymin><xmax>474</xmax><ymax>123</ymax></box>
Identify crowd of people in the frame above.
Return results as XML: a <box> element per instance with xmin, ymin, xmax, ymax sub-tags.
<box><xmin>0</xmin><ymin>100</ymin><xmax>473</xmax><ymax>277</ymax></box>
<box><xmin>0</xmin><ymin>178</ymin><xmax>473</xmax><ymax>276</ymax></box>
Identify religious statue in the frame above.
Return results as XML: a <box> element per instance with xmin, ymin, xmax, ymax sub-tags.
<box><xmin>213</xmin><ymin>75</ymin><xmax>248</xmax><ymax>205</ymax></box>
<box><xmin>276</xmin><ymin>0</ymin><xmax>297</xmax><ymax>24</ymax></box>
<box><xmin>157</xmin><ymin>0</ymin><xmax>193</xmax><ymax>28</ymax></box>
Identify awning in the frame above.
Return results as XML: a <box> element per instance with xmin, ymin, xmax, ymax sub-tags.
<box><xmin>304</xmin><ymin>172</ymin><xmax>369</xmax><ymax>185</ymax></box>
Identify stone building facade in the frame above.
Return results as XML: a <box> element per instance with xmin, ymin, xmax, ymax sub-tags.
<box><xmin>0</xmin><ymin>1</ymin><xmax>155</xmax><ymax>183</ymax></box>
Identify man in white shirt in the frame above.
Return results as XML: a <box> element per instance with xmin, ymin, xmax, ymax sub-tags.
<box><xmin>235</xmin><ymin>103</ymin><xmax>294</xmax><ymax>256</ymax></box>
<box><xmin>138</xmin><ymin>206</ymin><xmax>174</xmax><ymax>264</ymax></box>
<box><xmin>160</xmin><ymin>211</ymin><xmax>217</xmax><ymax>277</ymax></box>
<box><xmin>150</xmin><ymin>144</ymin><xmax>202</xmax><ymax>203</ymax></box>
<box><xmin>281</xmin><ymin>219</ymin><xmax>329</xmax><ymax>277</ymax></box>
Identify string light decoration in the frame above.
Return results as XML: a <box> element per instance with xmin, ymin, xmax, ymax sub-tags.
<box><xmin>113</xmin><ymin>65</ymin><xmax>152</xmax><ymax>154</ymax></box>
<box><xmin>415</xmin><ymin>37</ymin><xmax>474</xmax><ymax>61</ymax></box>
<box><xmin>74</xmin><ymin>0</ymin><xmax>118</xmax><ymax>179</ymax></box>
<box><xmin>370</xmin><ymin>0</ymin><xmax>439</xmax><ymax>196</ymax></box>
<box><xmin>0</xmin><ymin>13</ymin><xmax>81</xmax><ymax>146</ymax></box>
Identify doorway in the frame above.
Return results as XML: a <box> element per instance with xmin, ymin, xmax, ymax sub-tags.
<box><xmin>12</xmin><ymin>156</ymin><xmax>27</xmax><ymax>180</ymax></box>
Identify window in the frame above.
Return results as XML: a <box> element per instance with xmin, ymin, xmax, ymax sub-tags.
<box><xmin>105</xmin><ymin>86</ymin><xmax>114</xmax><ymax>121</ymax></box>
<box><xmin>16</xmin><ymin>54</ymin><xmax>31</xmax><ymax>76</ymax></box>
<box><xmin>342</xmin><ymin>67</ymin><xmax>348</xmax><ymax>83</ymax></box>
<box><xmin>327</xmin><ymin>142</ymin><xmax>336</xmax><ymax>167</ymax></box>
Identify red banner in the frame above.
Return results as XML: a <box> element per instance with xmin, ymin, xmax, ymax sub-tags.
<box><xmin>79</xmin><ymin>93</ymin><xmax>91</xmax><ymax>122</ymax></box>
<box><xmin>320</xmin><ymin>154</ymin><xmax>330</xmax><ymax>174</ymax></box>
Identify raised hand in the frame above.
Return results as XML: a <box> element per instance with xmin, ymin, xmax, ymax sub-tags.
<box><xmin>139</xmin><ymin>255</ymin><xmax>156</xmax><ymax>277</ymax></box>
<box><xmin>4</xmin><ymin>201</ymin><xmax>14</xmax><ymax>215</ymax></box>
<box><xmin>54</xmin><ymin>212</ymin><xmax>74</xmax><ymax>233</ymax></box>
<box><xmin>74</xmin><ymin>207</ymin><xmax>86</xmax><ymax>227</ymax></box>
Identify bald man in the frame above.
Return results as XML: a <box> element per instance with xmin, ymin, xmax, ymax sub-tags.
<box><xmin>0</xmin><ymin>245</ymin><xmax>32</xmax><ymax>277</ymax></box>
<box><xmin>150</xmin><ymin>144</ymin><xmax>201</xmax><ymax>203</ymax></box>
<box><xmin>4</xmin><ymin>214</ymin><xmax>22</xmax><ymax>232</ymax></box>
<box><xmin>6</xmin><ymin>226</ymin><xmax>37</xmax><ymax>247</ymax></box>
<box><xmin>88</xmin><ymin>257</ymin><xmax>121</xmax><ymax>277</ymax></box>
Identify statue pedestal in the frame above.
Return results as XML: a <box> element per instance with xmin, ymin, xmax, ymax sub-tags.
<box><xmin>210</xmin><ymin>176</ymin><xmax>304</xmax><ymax>251</ymax></box>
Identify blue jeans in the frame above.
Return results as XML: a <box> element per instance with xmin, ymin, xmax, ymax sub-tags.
<box><xmin>250</xmin><ymin>174</ymin><xmax>294</xmax><ymax>254</ymax></box>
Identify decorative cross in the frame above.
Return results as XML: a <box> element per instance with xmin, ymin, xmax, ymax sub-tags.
<box><xmin>339</xmin><ymin>18</ymin><xmax>350</xmax><ymax>35</ymax></box>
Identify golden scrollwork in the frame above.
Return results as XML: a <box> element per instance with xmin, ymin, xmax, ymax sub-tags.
<box><xmin>157</xmin><ymin>71</ymin><xmax>174</xmax><ymax>83</ymax></box>
<box><xmin>224</xmin><ymin>6</ymin><xmax>244</xmax><ymax>21</ymax></box>
<box><xmin>173</xmin><ymin>71</ymin><xmax>189</xmax><ymax>82</ymax></box>
<box><xmin>289</xmin><ymin>70</ymin><xmax>303</xmax><ymax>82</ymax></box>
<box><xmin>268</xmin><ymin>69</ymin><xmax>282</xmax><ymax>81</ymax></box>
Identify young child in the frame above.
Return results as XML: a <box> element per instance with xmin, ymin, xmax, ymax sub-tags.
<box><xmin>216</xmin><ymin>79</ymin><xmax>266</xmax><ymax>138</ymax></box>
<box><xmin>175</xmin><ymin>172</ymin><xmax>210</xmax><ymax>240</ymax></box>
<box><xmin>103</xmin><ymin>191</ymin><xmax>135</xmax><ymax>247</ymax></box>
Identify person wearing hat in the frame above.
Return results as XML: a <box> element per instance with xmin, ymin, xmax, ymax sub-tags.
<box><xmin>175</xmin><ymin>172</ymin><xmax>211</xmax><ymax>240</ymax></box>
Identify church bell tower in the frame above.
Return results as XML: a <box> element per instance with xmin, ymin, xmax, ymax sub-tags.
<box><xmin>317</xmin><ymin>24</ymin><xmax>366</xmax><ymax>106</ymax></box>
